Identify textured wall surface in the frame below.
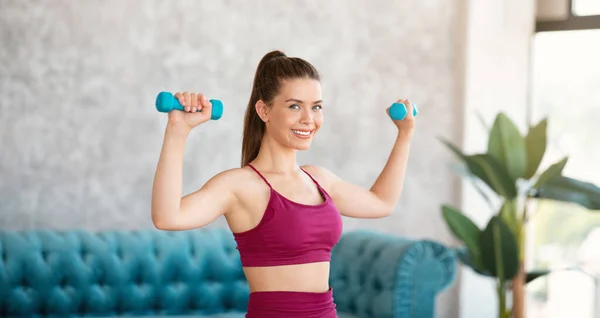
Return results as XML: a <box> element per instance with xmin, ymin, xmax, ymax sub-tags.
<box><xmin>0</xmin><ymin>1</ymin><xmax>465</xmax><ymax>316</ymax></box>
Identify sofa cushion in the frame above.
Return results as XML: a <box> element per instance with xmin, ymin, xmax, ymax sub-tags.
<box><xmin>0</xmin><ymin>229</ymin><xmax>250</xmax><ymax>316</ymax></box>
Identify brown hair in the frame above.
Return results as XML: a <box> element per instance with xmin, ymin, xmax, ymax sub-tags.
<box><xmin>240</xmin><ymin>50</ymin><xmax>321</xmax><ymax>167</ymax></box>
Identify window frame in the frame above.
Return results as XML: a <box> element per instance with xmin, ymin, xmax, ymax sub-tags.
<box><xmin>536</xmin><ymin>0</ymin><xmax>600</xmax><ymax>32</ymax></box>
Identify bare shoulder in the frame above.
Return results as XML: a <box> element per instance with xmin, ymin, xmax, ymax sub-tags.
<box><xmin>301</xmin><ymin>164</ymin><xmax>341</xmax><ymax>190</ymax></box>
<box><xmin>207</xmin><ymin>166</ymin><xmax>259</xmax><ymax>191</ymax></box>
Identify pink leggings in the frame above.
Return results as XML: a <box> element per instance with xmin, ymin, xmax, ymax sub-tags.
<box><xmin>246</xmin><ymin>287</ymin><xmax>337</xmax><ymax>318</ymax></box>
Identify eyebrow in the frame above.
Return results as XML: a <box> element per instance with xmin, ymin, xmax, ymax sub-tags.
<box><xmin>285</xmin><ymin>98</ymin><xmax>323</xmax><ymax>104</ymax></box>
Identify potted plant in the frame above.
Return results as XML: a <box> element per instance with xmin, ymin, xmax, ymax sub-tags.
<box><xmin>439</xmin><ymin>112</ymin><xmax>600</xmax><ymax>318</ymax></box>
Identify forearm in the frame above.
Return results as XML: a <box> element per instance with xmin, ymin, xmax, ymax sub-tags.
<box><xmin>151</xmin><ymin>124</ymin><xmax>189</xmax><ymax>226</ymax></box>
<box><xmin>369</xmin><ymin>131</ymin><xmax>412</xmax><ymax>209</ymax></box>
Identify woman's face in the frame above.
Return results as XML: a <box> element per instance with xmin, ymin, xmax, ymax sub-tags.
<box><xmin>259</xmin><ymin>78</ymin><xmax>323</xmax><ymax>150</ymax></box>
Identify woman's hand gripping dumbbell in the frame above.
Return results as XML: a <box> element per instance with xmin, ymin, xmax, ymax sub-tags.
<box><xmin>388</xmin><ymin>98</ymin><xmax>418</xmax><ymax>133</ymax></box>
<box><xmin>388</xmin><ymin>99</ymin><xmax>418</xmax><ymax>121</ymax></box>
<box><xmin>155</xmin><ymin>91</ymin><xmax>224</xmax><ymax>132</ymax></box>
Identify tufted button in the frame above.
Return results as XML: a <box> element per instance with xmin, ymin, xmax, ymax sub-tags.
<box><xmin>116</xmin><ymin>247</ymin><xmax>125</xmax><ymax>260</ymax></box>
<box><xmin>356</xmin><ymin>244</ymin><xmax>366</xmax><ymax>256</ymax></box>
<box><xmin>153</xmin><ymin>298</ymin><xmax>162</xmax><ymax>311</ymax></box>
<box><xmin>60</xmin><ymin>276</ymin><xmax>68</xmax><ymax>288</ymax></box>
<box><xmin>373</xmin><ymin>277</ymin><xmax>382</xmax><ymax>290</ymax></box>
<box><xmin>136</xmin><ymin>273</ymin><xmax>143</xmax><ymax>285</ymax></box>
<box><xmin>152</xmin><ymin>244</ymin><xmax>160</xmax><ymax>259</ymax></box>
<box><xmin>97</xmin><ymin>274</ymin><xmax>107</xmax><ymax>287</ymax></box>
<box><xmin>78</xmin><ymin>300</ymin><xmax>87</xmax><ymax>314</ymax></box>
<box><xmin>20</xmin><ymin>275</ymin><xmax>29</xmax><ymax>288</ymax></box>
<box><xmin>373</xmin><ymin>249</ymin><xmax>381</xmax><ymax>260</ymax></box>
<box><xmin>348</xmin><ymin>298</ymin><xmax>356</xmax><ymax>312</ymax></box>
<box><xmin>81</xmin><ymin>251</ymin><xmax>90</xmax><ymax>265</ymax></box>
<box><xmin>359</xmin><ymin>272</ymin><xmax>366</xmax><ymax>286</ymax></box>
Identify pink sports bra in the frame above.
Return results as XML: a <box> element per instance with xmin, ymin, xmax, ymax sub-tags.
<box><xmin>232</xmin><ymin>164</ymin><xmax>343</xmax><ymax>267</ymax></box>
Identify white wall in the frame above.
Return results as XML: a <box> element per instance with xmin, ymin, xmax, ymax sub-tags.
<box><xmin>459</xmin><ymin>0</ymin><xmax>537</xmax><ymax>317</ymax></box>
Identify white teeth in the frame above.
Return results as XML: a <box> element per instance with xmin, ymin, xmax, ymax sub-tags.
<box><xmin>292</xmin><ymin>130</ymin><xmax>311</xmax><ymax>136</ymax></box>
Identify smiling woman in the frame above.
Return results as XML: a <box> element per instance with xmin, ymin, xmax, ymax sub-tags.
<box><xmin>151</xmin><ymin>49</ymin><xmax>417</xmax><ymax>317</ymax></box>
<box><xmin>241</xmin><ymin>51</ymin><xmax>324</xmax><ymax>164</ymax></box>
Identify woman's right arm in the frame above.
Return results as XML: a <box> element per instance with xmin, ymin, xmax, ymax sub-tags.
<box><xmin>151</xmin><ymin>92</ymin><xmax>235</xmax><ymax>231</ymax></box>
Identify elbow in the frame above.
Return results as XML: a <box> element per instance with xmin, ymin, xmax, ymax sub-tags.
<box><xmin>152</xmin><ymin>217</ymin><xmax>184</xmax><ymax>231</ymax></box>
<box><xmin>151</xmin><ymin>209</ymin><xmax>203</xmax><ymax>231</ymax></box>
<box><xmin>380</xmin><ymin>209</ymin><xmax>393</xmax><ymax>218</ymax></box>
<box><xmin>378</xmin><ymin>203</ymin><xmax>395</xmax><ymax>218</ymax></box>
<box><xmin>151</xmin><ymin>216</ymin><xmax>170</xmax><ymax>230</ymax></box>
<box><xmin>151</xmin><ymin>199</ymin><xmax>181</xmax><ymax>230</ymax></box>
<box><xmin>151</xmin><ymin>208</ymin><xmax>176</xmax><ymax>230</ymax></box>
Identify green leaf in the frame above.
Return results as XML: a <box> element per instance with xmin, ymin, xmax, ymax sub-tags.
<box><xmin>499</xmin><ymin>199</ymin><xmax>518</xmax><ymax>237</ymax></box>
<box><xmin>442</xmin><ymin>205</ymin><xmax>484</xmax><ymax>270</ymax></box>
<box><xmin>487</xmin><ymin>113</ymin><xmax>527</xmax><ymax>180</ymax></box>
<box><xmin>448</xmin><ymin>162</ymin><xmax>496</xmax><ymax>209</ymax></box>
<box><xmin>533</xmin><ymin>157</ymin><xmax>569</xmax><ymax>188</ymax></box>
<box><xmin>526</xmin><ymin>269</ymin><xmax>551</xmax><ymax>283</ymax></box>
<box><xmin>439</xmin><ymin>137</ymin><xmax>517</xmax><ymax>198</ymax></box>
<box><xmin>454</xmin><ymin>246</ymin><xmax>494</xmax><ymax>277</ymax></box>
<box><xmin>464</xmin><ymin>154</ymin><xmax>518</xmax><ymax>199</ymax></box>
<box><xmin>438</xmin><ymin>137</ymin><xmax>466</xmax><ymax>161</ymax></box>
<box><xmin>534</xmin><ymin>175</ymin><xmax>600</xmax><ymax>210</ymax></box>
<box><xmin>523</xmin><ymin>119</ymin><xmax>548</xmax><ymax>179</ymax></box>
<box><xmin>479</xmin><ymin>216</ymin><xmax>519</xmax><ymax>280</ymax></box>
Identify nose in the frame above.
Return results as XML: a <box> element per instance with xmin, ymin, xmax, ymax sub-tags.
<box><xmin>300</xmin><ymin>108</ymin><xmax>314</xmax><ymax>125</ymax></box>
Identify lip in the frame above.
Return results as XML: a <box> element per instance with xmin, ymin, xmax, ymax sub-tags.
<box><xmin>291</xmin><ymin>129</ymin><xmax>314</xmax><ymax>139</ymax></box>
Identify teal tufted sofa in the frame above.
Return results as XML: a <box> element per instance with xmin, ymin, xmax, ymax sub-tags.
<box><xmin>0</xmin><ymin>228</ymin><xmax>456</xmax><ymax>318</ymax></box>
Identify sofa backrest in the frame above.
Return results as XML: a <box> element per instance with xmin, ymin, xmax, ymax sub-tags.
<box><xmin>0</xmin><ymin>228</ymin><xmax>249</xmax><ymax>316</ymax></box>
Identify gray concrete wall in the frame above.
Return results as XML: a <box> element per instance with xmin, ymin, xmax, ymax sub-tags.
<box><xmin>0</xmin><ymin>1</ymin><xmax>465</xmax><ymax>316</ymax></box>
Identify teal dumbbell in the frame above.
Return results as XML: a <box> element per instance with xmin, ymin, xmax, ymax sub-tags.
<box><xmin>389</xmin><ymin>102</ymin><xmax>418</xmax><ymax>120</ymax></box>
<box><xmin>155</xmin><ymin>91</ymin><xmax>223</xmax><ymax>120</ymax></box>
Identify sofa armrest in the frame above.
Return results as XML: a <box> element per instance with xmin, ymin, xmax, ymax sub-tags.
<box><xmin>330</xmin><ymin>230</ymin><xmax>457</xmax><ymax>318</ymax></box>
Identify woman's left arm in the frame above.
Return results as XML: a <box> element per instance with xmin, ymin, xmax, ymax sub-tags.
<box><xmin>310</xmin><ymin>99</ymin><xmax>416</xmax><ymax>218</ymax></box>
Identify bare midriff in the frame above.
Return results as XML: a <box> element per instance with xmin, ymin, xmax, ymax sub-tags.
<box><xmin>243</xmin><ymin>261</ymin><xmax>331</xmax><ymax>293</ymax></box>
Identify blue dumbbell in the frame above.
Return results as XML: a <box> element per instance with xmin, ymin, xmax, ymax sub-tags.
<box><xmin>155</xmin><ymin>91</ymin><xmax>223</xmax><ymax>120</ymax></box>
<box><xmin>389</xmin><ymin>102</ymin><xmax>418</xmax><ymax>120</ymax></box>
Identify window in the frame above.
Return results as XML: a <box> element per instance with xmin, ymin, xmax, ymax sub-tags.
<box><xmin>574</xmin><ymin>0</ymin><xmax>600</xmax><ymax>16</ymax></box>
<box><xmin>527</xmin><ymin>14</ymin><xmax>600</xmax><ymax>318</ymax></box>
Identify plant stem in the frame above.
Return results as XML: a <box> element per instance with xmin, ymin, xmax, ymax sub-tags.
<box><xmin>512</xmin><ymin>199</ymin><xmax>529</xmax><ymax>318</ymax></box>
<box><xmin>512</xmin><ymin>262</ymin><xmax>526</xmax><ymax>318</ymax></box>
<box><xmin>497</xmin><ymin>279</ymin><xmax>507</xmax><ymax>318</ymax></box>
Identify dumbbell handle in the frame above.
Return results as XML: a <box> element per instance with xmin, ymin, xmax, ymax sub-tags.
<box><xmin>389</xmin><ymin>102</ymin><xmax>418</xmax><ymax>121</ymax></box>
<box><xmin>155</xmin><ymin>91</ymin><xmax>224</xmax><ymax>120</ymax></box>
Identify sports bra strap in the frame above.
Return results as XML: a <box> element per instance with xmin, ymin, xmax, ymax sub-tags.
<box><xmin>299</xmin><ymin>167</ymin><xmax>322</xmax><ymax>188</ymax></box>
<box><xmin>247</xmin><ymin>164</ymin><xmax>272</xmax><ymax>188</ymax></box>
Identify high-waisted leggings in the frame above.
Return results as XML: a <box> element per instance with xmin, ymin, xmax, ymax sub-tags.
<box><xmin>246</xmin><ymin>287</ymin><xmax>337</xmax><ymax>318</ymax></box>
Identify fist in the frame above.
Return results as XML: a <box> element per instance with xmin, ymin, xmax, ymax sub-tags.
<box><xmin>168</xmin><ymin>91</ymin><xmax>213</xmax><ymax>131</ymax></box>
<box><xmin>387</xmin><ymin>98</ymin><xmax>416</xmax><ymax>133</ymax></box>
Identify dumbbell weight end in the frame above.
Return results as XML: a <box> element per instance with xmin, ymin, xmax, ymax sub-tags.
<box><xmin>389</xmin><ymin>102</ymin><xmax>418</xmax><ymax>121</ymax></box>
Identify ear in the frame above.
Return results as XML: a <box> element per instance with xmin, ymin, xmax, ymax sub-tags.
<box><xmin>255</xmin><ymin>100</ymin><xmax>270</xmax><ymax>122</ymax></box>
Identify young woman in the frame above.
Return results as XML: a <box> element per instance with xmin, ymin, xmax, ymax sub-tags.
<box><xmin>151</xmin><ymin>50</ymin><xmax>415</xmax><ymax>317</ymax></box>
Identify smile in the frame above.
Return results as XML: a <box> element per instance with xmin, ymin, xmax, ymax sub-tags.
<box><xmin>292</xmin><ymin>129</ymin><xmax>313</xmax><ymax>138</ymax></box>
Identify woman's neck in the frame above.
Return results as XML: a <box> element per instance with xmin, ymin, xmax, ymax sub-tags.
<box><xmin>252</xmin><ymin>136</ymin><xmax>299</xmax><ymax>174</ymax></box>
